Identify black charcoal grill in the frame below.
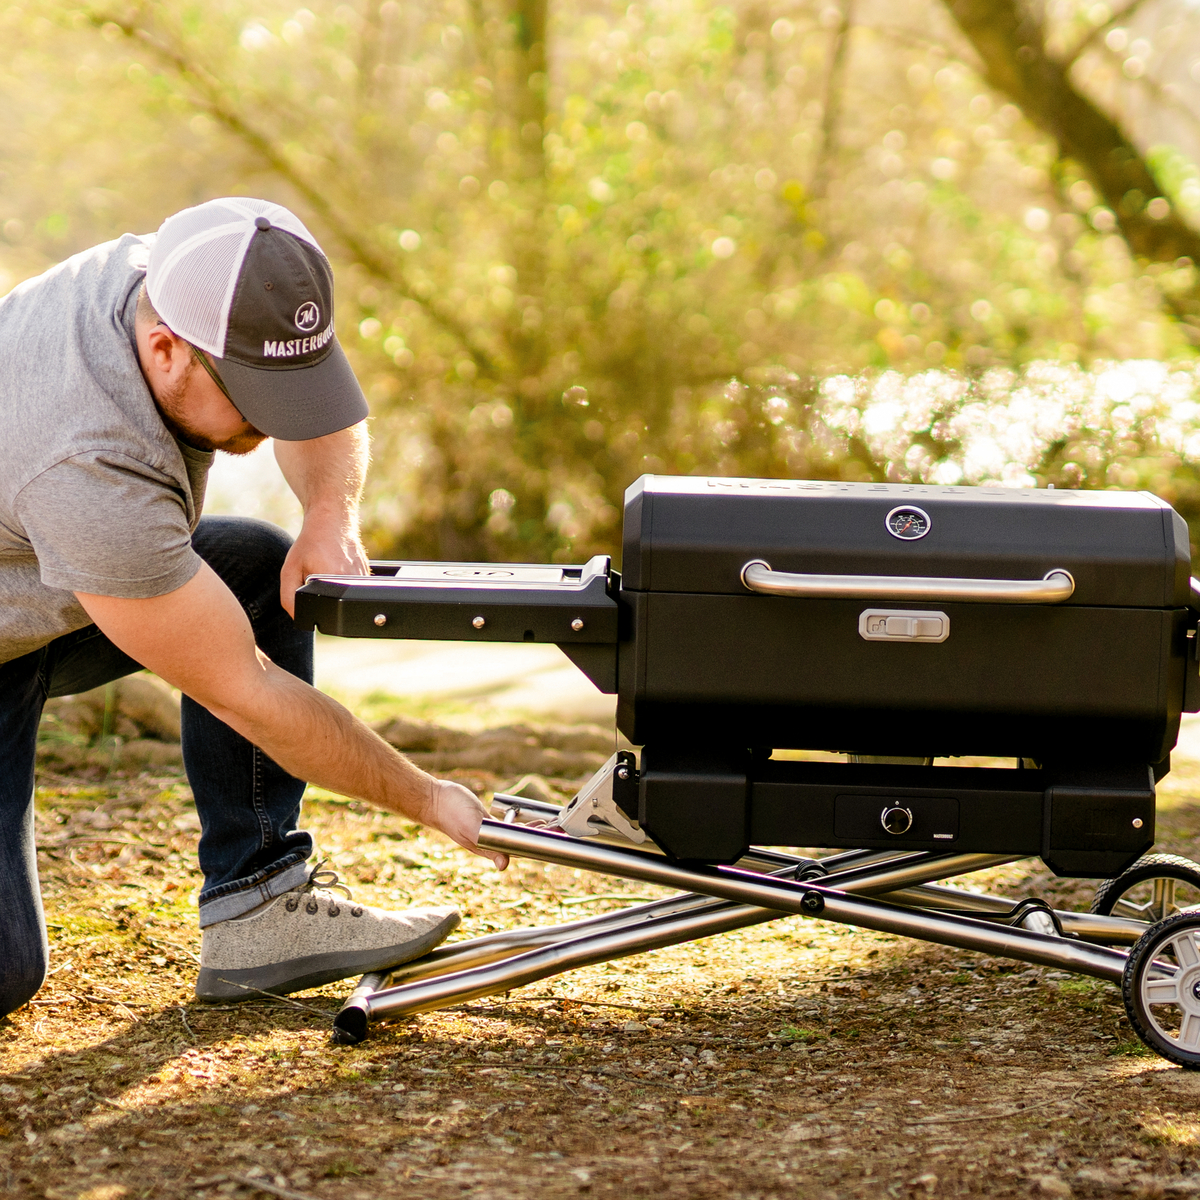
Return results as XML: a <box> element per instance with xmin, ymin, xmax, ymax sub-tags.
<box><xmin>295</xmin><ymin>476</ymin><xmax>1200</xmax><ymax>1067</ymax></box>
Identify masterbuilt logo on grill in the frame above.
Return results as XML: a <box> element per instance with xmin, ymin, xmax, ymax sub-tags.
<box><xmin>262</xmin><ymin>322</ymin><xmax>335</xmax><ymax>359</ymax></box>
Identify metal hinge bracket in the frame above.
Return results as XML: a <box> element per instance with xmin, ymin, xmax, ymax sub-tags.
<box><xmin>556</xmin><ymin>752</ymin><xmax>647</xmax><ymax>844</ymax></box>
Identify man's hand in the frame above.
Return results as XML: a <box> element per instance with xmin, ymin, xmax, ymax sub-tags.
<box><xmin>74</xmin><ymin>566</ymin><xmax>507</xmax><ymax>870</ymax></box>
<box><xmin>420</xmin><ymin>780</ymin><xmax>509</xmax><ymax>870</ymax></box>
<box><xmin>274</xmin><ymin>422</ymin><xmax>370</xmax><ymax>615</ymax></box>
<box><xmin>279</xmin><ymin>520</ymin><xmax>368</xmax><ymax>616</ymax></box>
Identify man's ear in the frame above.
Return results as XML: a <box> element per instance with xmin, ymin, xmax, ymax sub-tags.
<box><xmin>144</xmin><ymin>324</ymin><xmax>191</xmax><ymax>378</ymax></box>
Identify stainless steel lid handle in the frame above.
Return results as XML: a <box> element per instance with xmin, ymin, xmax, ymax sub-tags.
<box><xmin>740</xmin><ymin>560</ymin><xmax>1075</xmax><ymax>604</ymax></box>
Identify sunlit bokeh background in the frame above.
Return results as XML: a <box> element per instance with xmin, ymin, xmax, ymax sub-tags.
<box><xmin>5</xmin><ymin>0</ymin><xmax>1200</xmax><ymax>559</ymax></box>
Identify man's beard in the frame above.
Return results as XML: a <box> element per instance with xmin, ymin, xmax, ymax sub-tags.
<box><xmin>155</xmin><ymin>366</ymin><xmax>269</xmax><ymax>455</ymax></box>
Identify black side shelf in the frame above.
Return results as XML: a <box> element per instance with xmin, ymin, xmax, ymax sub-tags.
<box><xmin>293</xmin><ymin>556</ymin><xmax>620</xmax><ymax>692</ymax></box>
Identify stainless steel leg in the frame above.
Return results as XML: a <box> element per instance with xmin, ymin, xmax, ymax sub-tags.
<box><xmin>820</xmin><ymin>853</ymin><xmax>1015</xmax><ymax>892</ymax></box>
<box><xmin>879</xmin><ymin>882</ymin><xmax>1148</xmax><ymax>943</ymax></box>
<box><xmin>332</xmin><ymin>821</ymin><xmax>1134</xmax><ymax>1042</ymax></box>
<box><xmin>332</xmin><ymin>971</ymin><xmax>393</xmax><ymax>1045</ymax></box>
<box><xmin>391</xmin><ymin>848</ymin><xmax>1007</xmax><ymax>988</ymax></box>
<box><xmin>335</xmin><ymin>899</ymin><xmax>784</xmax><ymax>1035</ymax></box>
<box><xmin>476</xmin><ymin>821</ymin><xmax>1127</xmax><ymax>981</ymax></box>
<box><xmin>386</xmin><ymin>891</ymin><xmax>737</xmax><ymax>985</ymax></box>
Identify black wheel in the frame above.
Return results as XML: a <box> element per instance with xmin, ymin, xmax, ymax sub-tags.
<box><xmin>1123</xmin><ymin>911</ymin><xmax>1200</xmax><ymax>1068</ymax></box>
<box><xmin>1090</xmin><ymin>854</ymin><xmax>1200</xmax><ymax>923</ymax></box>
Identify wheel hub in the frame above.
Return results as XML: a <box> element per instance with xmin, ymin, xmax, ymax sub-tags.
<box><xmin>1161</xmin><ymin>960</ymin><xmax>1200</xmax><ymax>1017</ymax></box>
<box><xmin>1171</xmin><ymin>965</ymin><xmax>1200</xmax><ymax>1016</ymax></box>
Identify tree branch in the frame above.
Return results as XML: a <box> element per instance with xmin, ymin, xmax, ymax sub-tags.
<box><xmin>90</xmin><ymin>9</ymin><xmax>500</xmax><ymax>376</ymax></box>
<box><xmin>1096</xmin><ymin>46</ymin><xmax>1200</xmax><ymax>141</ymax></box>
<box><xmin>943</xmin><ymin>0</ymin><xmax>1200</xmax><ymax>275</ymax></box>
<box><xmin>1061</xmin><ymin>0</ymin><xmax>1154</xmax><ymax>68</ymax></box>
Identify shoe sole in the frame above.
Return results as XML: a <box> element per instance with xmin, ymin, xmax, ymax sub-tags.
<box><xmin>193</xmin><ymin>912</ymin><xmax>459</xmax><ymax>1002</ymax></box>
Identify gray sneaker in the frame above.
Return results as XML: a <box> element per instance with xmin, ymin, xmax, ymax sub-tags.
<box><xmin>195</xmin><ymin>866</ymin><xmax>459</xmax><ymax>1002</ymax></box>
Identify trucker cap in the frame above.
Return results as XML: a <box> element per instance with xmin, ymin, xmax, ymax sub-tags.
<box><xmin>145</xmin><ymin>197</ymin><xmax>368</xmax><ymax>441</ymax></box>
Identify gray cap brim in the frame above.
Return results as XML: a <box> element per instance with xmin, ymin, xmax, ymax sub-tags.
<box><xmin>217</xmin><ymin>337</ymin><xmax>369</xmax><ymax>441</ymax></box>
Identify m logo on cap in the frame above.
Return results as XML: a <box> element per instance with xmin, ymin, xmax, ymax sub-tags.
<box><xmin>295</xmin><ymin>301</ymin><xmax>320</xmax><ymax>332</ymax></box>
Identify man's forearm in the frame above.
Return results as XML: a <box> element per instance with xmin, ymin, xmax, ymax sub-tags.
<box><xmin>274</xmin><ymin>422</ymin><xmax>371</xmax><ymax>609</ymax></box>
<box><xmin>274</xmin><ymin>422</ymin><xmax>369</xmax><ymax>519</ymax></box>
<box><xmin>209</xmin><ymin>660</ymin><xmax>437</xmax><ymax>825</ymax></box>
<box><xmin>76</xmin><ymin>565</ymin><xmax>506</xmax><ymax>867</ymax></box>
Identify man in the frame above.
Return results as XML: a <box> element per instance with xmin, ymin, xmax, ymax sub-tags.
<box><xmin>0</xmin><ymin>197</ymin><xmax>507</xmax><ymax>1016</ymax></box>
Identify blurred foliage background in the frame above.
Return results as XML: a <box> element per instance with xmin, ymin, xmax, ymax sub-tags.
<box><xmin>4</xmin><ymin>0</ymin><xmax>1200</xmax><ymax>560</ymax></box>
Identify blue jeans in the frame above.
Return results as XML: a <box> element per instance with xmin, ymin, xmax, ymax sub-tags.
<box><xmin>0</xmin><ymin>516</ymin><xmax>314</xmax><ymax>1016</ymax></box>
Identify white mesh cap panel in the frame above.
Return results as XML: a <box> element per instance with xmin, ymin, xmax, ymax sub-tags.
<box><xmin>150</xmin><ymin>228</ymin><xmax>251</xmax><ymax>357</ymax></box>
<box><xmin>146</xmin><ymin>197</ymin><xmax>325</xmax><ymax>357</ymax></box>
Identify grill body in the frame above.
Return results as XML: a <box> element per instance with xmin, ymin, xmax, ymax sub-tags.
<box><xmin>617</xmin><ymin>476</ymin><xmax>1192</xmax><ymax>763</ymax></box>
<box><xmin>295</xmin><ymin>475</ymin><xmax>1200</xmax><ymax>877</ymax></box>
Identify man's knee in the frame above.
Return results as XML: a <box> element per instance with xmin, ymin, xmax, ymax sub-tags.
<box><xmin>0</xmin><ymin>956</ymin><xmax>46</xmax><ymax>1019</ymax></box>
<box><xmin>190</xmin><ymin>515</ymin><xmax>312</xmax><ymax>680</ymax></box>
<box><xmin>191</xmin><ymin>517</ymin><xmax>299</xmax><ymax>621</ymax></box>
<box><xmin>193</xmin><ymin>515</ymin><xmax>295</xmax><ymax>578</ymax></box>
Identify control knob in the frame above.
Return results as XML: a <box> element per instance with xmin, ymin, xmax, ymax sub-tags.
<box><xmin>880</xmin><ymin>805</ymin><xmax>914</xmax><ymax>836</ymax></box>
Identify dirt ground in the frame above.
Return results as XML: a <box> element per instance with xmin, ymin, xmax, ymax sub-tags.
<box><xmin>6</xmin><ymin>738</ymin><xmax>1200</xmax><ymax>1199</ymax></box>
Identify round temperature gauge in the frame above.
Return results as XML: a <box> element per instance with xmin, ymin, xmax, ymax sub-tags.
<box><xmin>885</xmin><ymin>505</ymin><xmax>931</xmax><ymax>541</ymax></box>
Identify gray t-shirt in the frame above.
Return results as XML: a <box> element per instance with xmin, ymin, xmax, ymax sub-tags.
<box><xmin>0</xmin><ymin>233</ymin><xmax>212</xmax><ymax>664</ymax></box>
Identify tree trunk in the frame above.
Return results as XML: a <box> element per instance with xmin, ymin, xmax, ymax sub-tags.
<box><xmin>810</xmin><ymin>0</ymin><xmax>856</xmax><ymax>202</ymax></box>
<box><xmin>512</xmin><ymin>0</ymin><xmax>548</xmax><ymax>186</ymax></box>
<box><xmin>944</xmin><ymin>0</ymin><xmax>1200</xmax><ymax>285</ymax></box>
<box><xmin>507</xmin><ymin>0</ymin><xmax>549</xmax><ymax>381</ymax></box>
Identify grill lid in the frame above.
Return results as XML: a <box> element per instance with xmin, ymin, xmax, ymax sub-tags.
<box><xmin>621</xmin><ymin>475</ymin><xmax>1191</xmax><ymax>608</ymax></box>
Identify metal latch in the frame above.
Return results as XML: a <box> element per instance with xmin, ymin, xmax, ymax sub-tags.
<box><xmin>858</xmin><ymin>609</ymin><xmax>949</xmax><ymax>643</ymax></box>
<box><xmin>556</xmin><ymin>752</ymin><xmax>646</xmax><ymax>844</ymax></box>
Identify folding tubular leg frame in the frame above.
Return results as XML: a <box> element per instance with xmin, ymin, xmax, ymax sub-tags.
<box><xmin>332</xmin><ymin>801</ymin><xmax>1145</xmax><ymax>1045</ymax></box>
